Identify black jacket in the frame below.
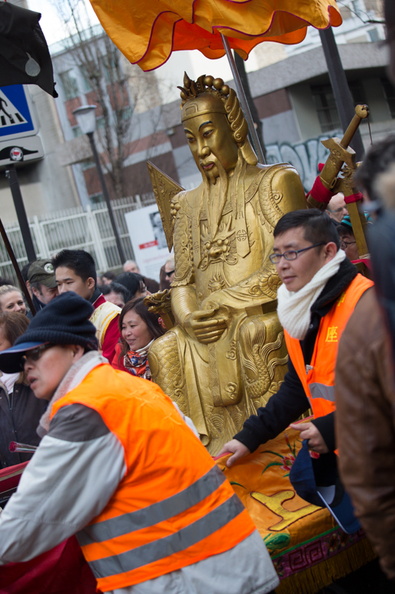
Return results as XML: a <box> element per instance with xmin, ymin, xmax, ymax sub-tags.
<box><xmin>234</xmin><ymin>258</ymin><xmax>358</xmax><ymax>453</ymax></box>
<box><xmin>0</xmin><ymin>378</ymin><xmax>48</xmax><ymax>468</ymax></box>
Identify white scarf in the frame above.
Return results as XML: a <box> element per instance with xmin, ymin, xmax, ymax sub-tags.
<box><xmin>38</xmin><ymin>351</ymin><xmax>107</xmax><ymax>436</ymax></box>
<box><xmin>0</xmin><ymin>372</ymin><xmax>20</xmax><ymax>394</ymax></box>
<box><xmin>277</xmin><ymin>249</ymin><xmax>346</xmax><ymax>340</ymax></box>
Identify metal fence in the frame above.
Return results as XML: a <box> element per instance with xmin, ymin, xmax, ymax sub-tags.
<box><xmin>0</xmin><ymin>193</ymin><xmax>156</xmax><ymax>284</ymax></box>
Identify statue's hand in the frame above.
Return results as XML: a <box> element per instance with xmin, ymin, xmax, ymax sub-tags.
<box><xmin>184</xmin><ymin>306</ymin><xmax>228</xmax><ymax>344</ymax></box>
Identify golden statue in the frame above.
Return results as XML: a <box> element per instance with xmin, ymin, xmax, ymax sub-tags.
<box><xmin>148</xmin><ymin>74</ymin><xmax>306</xmax><ymax>453</ymax></box>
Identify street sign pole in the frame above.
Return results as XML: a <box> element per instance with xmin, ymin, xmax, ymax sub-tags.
<box><xmin>87</xmin><ymin>131</ymin><xmax>126</xmax><ymax>264</ymax></box>
<box><xmin>4</xmin><ymin>164</ymin><xmax>36</xmax><ymax>262</ymax></box>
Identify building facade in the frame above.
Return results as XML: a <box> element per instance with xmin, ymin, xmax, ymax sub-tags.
<box><xmin>1</xmin><ymin>0</ymin><xmax>393</xmax><ymax>225</ymax></box>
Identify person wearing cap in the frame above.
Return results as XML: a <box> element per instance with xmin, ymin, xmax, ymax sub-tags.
<box><xmin>53</xmin><ymin>249</ymin><xmax>120</xmax><ymax>363</ymax></box>
<box><xmin>0</xmin><ymin>291</ymin><xmax>279</xmax><ymax>594</ymax></box>
<box><xmin>336</xmin><ymin>216</ymin><xmax>359</xmax><ymax>262</ymax></box>
<box><xmin>217</xmin><ymin>209</ymin><xmax>373</xmax><ymax>524</ymax></box>
<box><xmin>336</xmin><ymin>215</ymin><xmax>373</xmax><ymax>280</ymax></box>
<box><xmin>27</xmin><ymin>259</ymin><xmax>58</xmax><ymax>314</ymax></box>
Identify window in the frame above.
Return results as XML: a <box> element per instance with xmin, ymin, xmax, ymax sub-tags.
<box><xmin>311</xmin><ymin>81</ymin><xmax>367</xmax><ymax>133</ymax></box>
<box><xmin>72</xmin><ymin>126</ymin><xmax>82</xmax><ymax>138</ymax></box>
<box><xmin>102</xmin><ymin>53</ymin><xmax>119</xmax><ymax>83</ymax></box>
<box><xmin>117</xmin><ymin>106</ymin><xmax>132</xmax><ymax>122</ymax></box>
<box><xmin>311</xmin><ymin>84</ymin><xmax>341</xmax><ymax>133</ymax></box>
<box><xmin>81</xmin><ymin>160</ymin><xmax>95</xmax><ymax>171</ymax></box>
<box><xmin>89</xmin><ymin>193</ymin><xmax>104</xmax><ymax>205</ymax></box>
<box><xmin>80</xmin><ymin>62</ymin><xmax>100</xmax><ymax>93</ymax></box>
<box><xmin>349</xmin><ymin>80</ymin><xmax>367</xmax><ymax>107</ymax></box>
<box><xmin>80</xmin><ymin>65</ymin><xmax>93</xmax><ymax>93</ymax></box>
<box><xmin>96</xmin><ymin>116</ymin><xmax>105</xmax><ymax>130</ymax></box>
<box><xmin>59</xmin><ymin>70</ymin><xmax>79</xmax><ymax>100</ymax></box>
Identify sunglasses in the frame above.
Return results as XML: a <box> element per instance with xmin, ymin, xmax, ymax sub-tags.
<box><xmin>20</xmin><ymin>344</ymin><xmax>54</xmax><ymax>369</ymax></box>
<box><xmin>165</xmin><ymin>270</ymin><xmax>175</xmax><ymax>277</ymax></box>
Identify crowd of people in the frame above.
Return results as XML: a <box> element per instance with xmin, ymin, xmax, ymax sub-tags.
<box><xmin>0</xmin><ymin>183</ymin><xmax>391</xmax><ymax>591</ymax></box>
<box><xmin>0</xmin><ymin>160</ymin><xmax>393</xmax><ymax>591</ymax></box>
<box><xmin>0</xmin><ymin>280</ymin><xmax>279</xmax><ymax>594</ymax></box>
<box><xmin>0</xmin><ymin>252</ymin><xmax>172</xmax><ymax>482</ymax></box>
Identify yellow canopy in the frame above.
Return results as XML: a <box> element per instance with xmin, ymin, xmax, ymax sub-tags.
<box><xmin>88</xmin><ymin>0</ymin><xmax>342</xmax><ymax>71</ymax></box>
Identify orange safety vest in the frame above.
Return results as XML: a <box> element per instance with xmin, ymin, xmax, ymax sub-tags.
<box><xmin>51</xmin><ymin>365</ymin><xmax>255</xmax><ymax>592</ymax></box>
<box><xmin>285</xmin><ymin>274</ymin><xmax>373</xmax><ymax>421</ymax></box>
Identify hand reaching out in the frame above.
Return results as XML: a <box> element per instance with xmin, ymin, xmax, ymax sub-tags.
<box><xmin>215</xmin><ymin>439</ymin><xmax>251</xmax><ymax>468</ymax></box>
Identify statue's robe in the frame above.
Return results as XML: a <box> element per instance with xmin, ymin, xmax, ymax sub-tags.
<box><xmin>149</xmin><ymin>160</ymin><xmax>306</xmax><ymax>452</ymax></box>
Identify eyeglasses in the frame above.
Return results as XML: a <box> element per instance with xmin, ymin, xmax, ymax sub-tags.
<box><xmin>330</xmin><ymin>206</ymin><xmax>348</xmax><ymax>214</ymax></box>
<box><xmin>165</xmin><ymin>270</ymin><xmax>175</xmax><ymax>277</ymax></box>
<box><xmin>269</xmin><ymin>242</ymin><xmax>326</xmax><ymax>265</ymax></box>
<box><xmin>340</xmin><ymin>240</ymin><xmax>356</xmax><ymax>249</ymax></box>
<box><xmin>20</xmin><ymin>344</ymin><xmax>54</xmax><ymax>369</ymax></box>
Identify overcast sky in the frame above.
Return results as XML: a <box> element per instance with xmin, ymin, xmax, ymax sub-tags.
<box><xmin>27</xmin><ymin>0</ymin><xmax>98</xmax><ymax>45</ymax></box>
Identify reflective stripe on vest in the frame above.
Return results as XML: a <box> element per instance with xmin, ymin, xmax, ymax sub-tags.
<box><xmin>51</xmin><ymin>365</ymin><xmax>256</xmax><ymax>590</ymax></box>
<box><xmin>85</xmin><ymin>493</ymin><xmax>244</xmax><ymax>579</ymax></box>
<box><xmin>78</xmin><ymin>466</ymin><xmax>226</xmax><ymax>546</ymax></box>
<box><xmin>309</xmin><ymin>383</ymin><xmax>335</xmax><ymax>403</ymax></box>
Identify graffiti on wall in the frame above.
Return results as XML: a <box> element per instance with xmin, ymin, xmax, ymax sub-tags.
<box><xmin>266</xmin><ymin>132</ymin><xmax>339</xmax><ymax>192</ymax></box>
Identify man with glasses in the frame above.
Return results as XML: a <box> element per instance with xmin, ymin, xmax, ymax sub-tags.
<box><xmin>218</xmin><ymin>209</ymin><xmax>373</xmax><ymax>471</ymax></box>
<box><xmin>163</xmin><ymin>256</ymin><xmax>175</xmax><ymax>284</ymax></box>
<box><xmin>159</xmin><ymin>256</ymin><xmax>175</xmax><ymax>291</ymax></box>
<box><xmin>326</xmin><ymin>192</ymin><xmax>348</xmax><ymax>223</ymax></box>
<box><xmin>334</xmin><ymin>214</ymin><xmax>373</xmax><ymax>282</ymax></box>
<box><xmin>337</xmin><ymin>216</ymin><xmax>359</xmax><ymax>261</ymax></box>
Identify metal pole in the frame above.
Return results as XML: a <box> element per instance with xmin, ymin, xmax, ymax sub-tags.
<box><xmin>87</xmin><ymin>132</ymin><xmax>126</xmax><ymax>264</ymax></box>
<box><xmin>319</xmin><ymin>28</ymin><xmax>365</xmax><ymax>161</ymax></box>
<box><xmin>0</xmin><ymin>218</ymin><xmax>36</xmax><ymax>315</ymax></box>
<box><xmin>234</xmin><ymin>52</ymin><xmax>266</xmax><ymax>161</ymax></box>
<box><xmin>220</xmin><ymin>34</ymin><xmax>266</xmax><ymax>164</ymax></box>
<box><xmin>4</xmin><ymin>165</ymin><xmax>37</xmax><ymax>262</ymax></box>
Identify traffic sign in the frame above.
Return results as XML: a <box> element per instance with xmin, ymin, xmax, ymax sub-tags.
<box><xmin>0</xmin><ymin>85</ymin><xmax>38</xmax><ymax>141</ymax></box>
<box><xmin>0</xmin><ymin>135</ymin><xmax>44</xmax><ymax>167</ymax></box>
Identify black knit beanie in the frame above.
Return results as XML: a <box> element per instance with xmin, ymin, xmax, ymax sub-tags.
<box><xmin>16</xmin><ymin>291</ymin><xmax>98</xmax><ymax>348</ymax></box>
<box><xmin>0</xmin><ymin>292</ymin><xmax>98</xmax><ymax>373</ymax></box>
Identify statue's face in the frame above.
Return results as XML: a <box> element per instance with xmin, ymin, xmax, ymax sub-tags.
<box><xmin>183</xmin><ymin>97</ymin><xmax>239</xmax><ymax>183</ymax></box>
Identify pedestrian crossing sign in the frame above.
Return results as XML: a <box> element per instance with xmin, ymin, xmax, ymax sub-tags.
<box><xmin>0</xmin><ymin>85</ymin><xmax>38</xmax><ymax>140</ymax></box>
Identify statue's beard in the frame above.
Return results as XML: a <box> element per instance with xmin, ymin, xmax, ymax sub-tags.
<box><xmin>200</xmin><ymin>154</ymin><xmax>245</xmax><ymax>238</ymax></box>
<box><xmin>202</xmin><ymin>156</ymin><xmax>229</xmax><ymax>192</ymax></box>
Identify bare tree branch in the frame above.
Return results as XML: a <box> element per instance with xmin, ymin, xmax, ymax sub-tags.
<box><xmin>49</xmin><ymin>0</ymin><xmax>165</xmax><ymax>200</ymax></box>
